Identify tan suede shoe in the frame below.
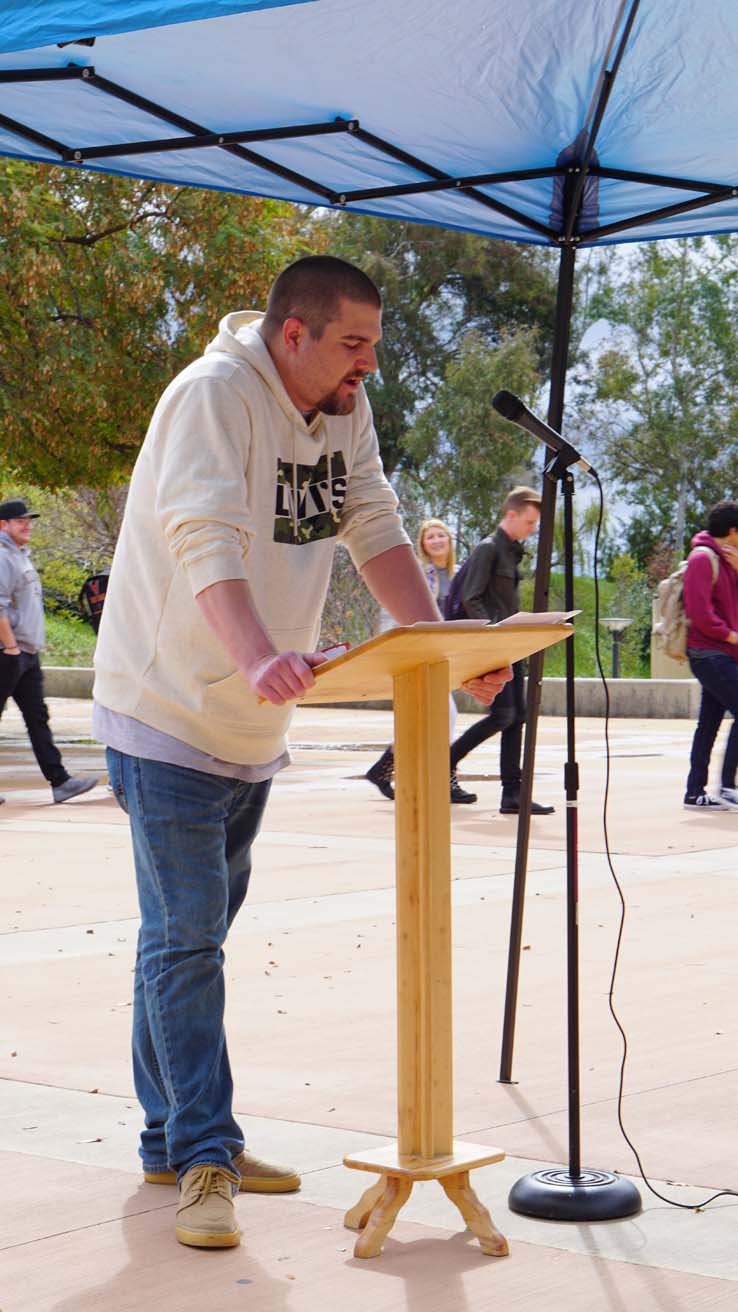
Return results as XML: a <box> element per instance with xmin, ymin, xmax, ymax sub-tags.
<box><xmin>145</xmin><ymin>1148</ymin><xmax>301</xmax><ymax>1193</ymax></box>
<box><xmin>175</xmin><ymin>1164</ymin><xmax>241</xmax><ymax>1249</ymax></box>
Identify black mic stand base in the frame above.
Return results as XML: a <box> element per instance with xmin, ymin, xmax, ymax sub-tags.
<box><xmin>508</xmin><ymin>1167</ymin><xmax>641</xmax><ymax>1222</ymax></box>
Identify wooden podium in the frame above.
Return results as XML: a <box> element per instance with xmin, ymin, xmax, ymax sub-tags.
<box><xmin>299</xmin><ymin>619</ymin><xmax>572</xmax><ymax>1258</ymax></box>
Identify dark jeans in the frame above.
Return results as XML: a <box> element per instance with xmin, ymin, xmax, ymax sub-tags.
<box><xmin>0</xmin><ymin>650</ymin><xmax>68</xmax><ymax>787</ymax></box>
<box><xmin>107</xmin><ymin>748</ymin><xmax>272</xmax><ymax>1179</ymax></box>
<box><xmin>686</xmin><ymin>649</ymin><xmax>738</xmax><ymax>797</ymax></box>
<box><xmin>450</xmin><ymin>660</ymin><xmax>526</xmax><ymax>793</ymax></box>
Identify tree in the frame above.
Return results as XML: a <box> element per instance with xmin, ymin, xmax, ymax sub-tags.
<box><xmin>402</xmin><ymin>329</ymin><xmax>542</xmax><ymax>549</ymax></box>
<box><xmin>0</xmin><ymin>477</ymin><xmax>128</xmax><ymax>613</ymax></box>
<box><xmin>579</xmin><ymin>237</ymin><xmax>738</xmax><ymax>566</ymax></box>
<box><xmin>551</xmin><ymin>497</ymin><xmax>608</xmax><ymax>575</ymax></box>
<box><xmin>0</xmin><ymin>161</ymin><xmax>319</xmax><ymax>487</ymax></box>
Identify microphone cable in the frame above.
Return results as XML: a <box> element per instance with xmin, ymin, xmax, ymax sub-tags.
<box><xmin>590</xmin><ymin>467</ymin><xmax>738</xmax><ymax>1211</ymax></box>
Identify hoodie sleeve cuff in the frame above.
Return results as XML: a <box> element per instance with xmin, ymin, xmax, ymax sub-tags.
<box><xmin>185</xmin><ymin>549</ymin><xmax>249</xmax><ymax>597</ymax></box>
<box><xmin>347</xmin><ymin>523</ymin><xmax>412</xmax><ymax>573</ymax></box>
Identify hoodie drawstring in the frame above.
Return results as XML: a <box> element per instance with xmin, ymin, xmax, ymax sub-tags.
<box><xmin>292</xmin><ymin>432</ymin><xmax>299</xmax><ymax>541</ymax></box>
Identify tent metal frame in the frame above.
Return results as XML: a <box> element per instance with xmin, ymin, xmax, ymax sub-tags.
<box><xmin>2</xmin><ymin>61</ymin><xmax>738</xmax><ymax>248</ymax></box>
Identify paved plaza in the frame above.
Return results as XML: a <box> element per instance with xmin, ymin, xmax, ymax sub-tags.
<box><xmin>1</xmin><ymin>697</ymin><xmax>737</xmax><ymax>1310</ymax></box>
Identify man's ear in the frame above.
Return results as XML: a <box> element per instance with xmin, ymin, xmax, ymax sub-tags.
<box><xmin>281</xmin><ymin>316</ymin><xmax>306</xmax><ymax>355</ymax></box>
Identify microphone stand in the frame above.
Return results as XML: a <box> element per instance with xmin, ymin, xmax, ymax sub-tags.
<box><xmin>508</xmin><ymin>441</ymin><xmax>641</xmax><ymax>1221</ymax></box>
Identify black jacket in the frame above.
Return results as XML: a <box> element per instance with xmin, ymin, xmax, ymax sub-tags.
<box><xmin>462</xmin><ymin>527</ymin><xmax>524</xmax><ymax>623</ymax></box>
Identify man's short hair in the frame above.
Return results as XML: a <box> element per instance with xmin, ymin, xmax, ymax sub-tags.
<box><xmin>707</xmin><ymin>499</ymin><xmax>738</xmax><ymax>537</ymax></box>
<box><xmin>501</xmin><ymin>485</ymin><xmax>542</xmax><ymax>516</ymax></box>
<box><xmin>261</xmin><ymin>255</ymin><xmax>381</xmax><ymax>341</ymax></box>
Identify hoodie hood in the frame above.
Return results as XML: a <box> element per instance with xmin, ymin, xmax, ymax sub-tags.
<box><xmin>204</xmin><ymin>310</ymin><xmax>331</xmax><ymax>541</ymax></box>
<box><xmin>691</xmin><ymin>529</ymin><xmax>722</xmax><ymax>553</ymax></box>
<box><xmin>204</xmin><ymin>310</ymin><xmax>322</xmax><ymax>433</ymax></box>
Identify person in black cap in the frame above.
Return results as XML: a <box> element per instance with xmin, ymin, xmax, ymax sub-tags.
<box><xmin>0</xmin><ymin>498</ymin><xmax>98</xmax><ymax>804</ymax></box>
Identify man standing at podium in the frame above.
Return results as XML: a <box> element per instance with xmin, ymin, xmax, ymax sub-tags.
<box><xmin>93</xmin><ymin>256</ymin><xmax>509</xmax><ymax>1250</ymax></box>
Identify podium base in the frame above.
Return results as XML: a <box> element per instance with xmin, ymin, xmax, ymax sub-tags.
<box><xmin>344</xmin><ymin>1140</ymin><xmax>509</xmax><ymax>1259</ymax></box>
<box><xmin>508</xmin><ymin>1167</ymin><xmax>642</xmax><ymax>1221</ymax></box>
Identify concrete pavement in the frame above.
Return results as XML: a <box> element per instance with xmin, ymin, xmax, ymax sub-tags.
<box><xmin>1</xmin><ymin>699</ymin><xmax>737</xmax><ymax>1310</ymax></box>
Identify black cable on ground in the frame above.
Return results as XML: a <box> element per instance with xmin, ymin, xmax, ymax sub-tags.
<box><xmin>590</xmin><ymin>467</ymin><xmax>737</xmax><ymax>1211</ymax></box>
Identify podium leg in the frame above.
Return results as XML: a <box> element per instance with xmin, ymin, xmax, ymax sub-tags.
<box><xmin>352</xmin><ymin>1175</ymin><xmax>413</xmax><ymax>1259</ymax></box>
<box><xmin>440</xmin><ymin>1171</ymin><xmax>510</xmax><ymax>1256</ymax></box>
<box><xmin>344</xmin><ymin>1178</ymin><xmax>386</xmax><ymax>1231</ymax></box>
<box><xmin>394</xmin><ymin>660</ymin><xmax>453</xmax><ymax>1159</ymax></box>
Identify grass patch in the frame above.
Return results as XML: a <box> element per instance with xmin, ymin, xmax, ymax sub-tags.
<box><xmin>42</xmin><ymin>611</ymin><xmax>97</xmax><ymax>667</ymax></box>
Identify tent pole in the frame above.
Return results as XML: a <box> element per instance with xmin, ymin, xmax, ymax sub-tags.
<box><xmin>498</xmin><ymin>242</ymin><xmax>575</xmax><ymax>1083</ymax></box>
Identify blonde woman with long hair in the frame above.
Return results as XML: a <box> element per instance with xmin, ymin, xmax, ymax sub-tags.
<box><xmin>365</xmin><ymin>517</ymin><xmax>476</xmax><ymax>803</ymax></box>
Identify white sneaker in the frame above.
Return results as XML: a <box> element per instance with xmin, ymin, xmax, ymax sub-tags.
<box><xmin>683</xmin><ymin>793</ymin><xmax>727</xmax><ymax>810</ymax></box>
<box><xmin>719</xmin><ymin>787</ymin><xmax>738</xmax><ymax>811</ymax></box>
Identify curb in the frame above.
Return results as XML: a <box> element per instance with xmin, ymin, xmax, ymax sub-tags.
<box><xmin>42</xmin><ymin>667</ymin><xmax>699</xmax><ymax>719</ymax></box>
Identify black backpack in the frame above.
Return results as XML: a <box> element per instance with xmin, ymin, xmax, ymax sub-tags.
<box><xmin>443</xmin><ymin>557</ymin><xmax>473</xmax><ymax>621</ymax></box>
<box><xmin>78</xmin><ymin>571</ymin><xmax>109</xmax><ymax>633</ymax></box>
<box><xmin>443</xmin><ymin>537</ymin><xmax>493</xmax><ymax>620</ymax></box>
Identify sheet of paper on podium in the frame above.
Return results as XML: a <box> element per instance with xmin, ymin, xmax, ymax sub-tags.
<box><xmin>298</xmin><ymin>614</ymin><xmax>575</xmax><ymax>706</ymax></box>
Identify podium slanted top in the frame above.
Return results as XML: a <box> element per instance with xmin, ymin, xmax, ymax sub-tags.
<box><xmin>299</xmin><ymin>617</ymin><xmax>573</xmax><ymax>706</ymax></box>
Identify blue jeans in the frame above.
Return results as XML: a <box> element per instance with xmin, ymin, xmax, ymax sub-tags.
<box><xmin>106</xmin><ymin>748</ymin><xmax>272</xmax><ymax>1179</ymax></box>
<box><xmin>686</xmin><ymin>650</ymin><xmax>738</xmax><ymax>797</ymax></box>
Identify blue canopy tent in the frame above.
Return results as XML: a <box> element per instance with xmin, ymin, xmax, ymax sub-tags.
<box><xmin>2</xmin><ymin>0</ymin><xmax>736</xmax><ymax>1220</ymax></box>
<box><xmin>2</xmin><ymin>0</ymin><xmax>738</xmax><ymax>249</ymax></box>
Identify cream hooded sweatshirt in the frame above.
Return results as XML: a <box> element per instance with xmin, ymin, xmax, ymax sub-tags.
<box><xmin>93</xmin><ymin>311</ymin><xmax>409</xmax><ymax>764</ymax></box>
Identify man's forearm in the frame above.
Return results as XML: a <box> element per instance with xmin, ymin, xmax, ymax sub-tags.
<box><xmin>195</xmin><ymin>577</ymin><xmax>323</xmax><ymax>705</ymax></box>
<box><xmin>361</xmin><ymin>544</ymin><xmax>441</xmax><ymax>624</ymax></box>
<box><xmin>195</xmin><ymin>578</ymin><xmax>276</xmax><ymax>673</ymax></box>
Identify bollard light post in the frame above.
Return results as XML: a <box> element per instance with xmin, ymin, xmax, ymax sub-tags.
<box><xmin>599</xmin><ymin>617</ymin><xmax>632</xmax><ymax>678</ymax></box>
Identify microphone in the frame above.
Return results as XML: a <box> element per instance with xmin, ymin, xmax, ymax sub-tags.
<box><xmin>491</xmin><ymin>390</ymin><xmax>593</xmax><ymax>475</ymax></box>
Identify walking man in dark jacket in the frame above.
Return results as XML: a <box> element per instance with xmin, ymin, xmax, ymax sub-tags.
<box><xmin>450</xmin><ymin>485</ymin><xmax>554</xmax><ymax>815</ymax></box>
<box><xmin>683</xmin><ymin>499</ymin><xmax>738</xmax><ymax>810</ymax></box>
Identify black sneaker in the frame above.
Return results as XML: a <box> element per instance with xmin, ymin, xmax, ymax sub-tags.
<box><xmin>365</xmin><ymin>749</ymin><xmax>395</xmax><ymax>801</ymax></box>
<box><xmin>683</xmin><ymin>793</ymin><xmax>727</xmax><ymax>810</ymax></box>
<box><xmin>500</xmin><ymin>796</ymin><xmax>555</xmax><ymax>815</ymax></box>
<box><xmin>450</xmin><ymin>772</ymin><xmax>477</xmax><ymax>804</ymax></box>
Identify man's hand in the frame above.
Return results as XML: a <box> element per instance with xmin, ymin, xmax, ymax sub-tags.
<box><xmin>461</xmin><ymin>665</ymin><xmax>513</xmax><ymax>705</ymax></box>
<box><xmin>248</xmin><ymin>650</ymin><xmax>327</xmax><ymax>705</ymax></box>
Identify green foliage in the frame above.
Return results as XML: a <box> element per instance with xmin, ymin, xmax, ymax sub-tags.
<box><xmin>523</xmin><ymin>569</ymin><xmax>651</xmax><ymax>678</ymax></box>
<box><xmin>0</xmin><ymin>477</ymin><xmax>125</xmax><ymax>614</ymax></box>
<box><xmin>402</xmin><ymin>330</ymin><xmax>542</xmax><ymax>549</ymax></box>
<box><xmin>0</xmin><ymin>161</ymin><xmax>318</xmax><ymax>487</ymax></box>
<box><xmin>551</xmin><ymin>496</ymin><xmax>609</xmax><ymax>575</ymax></box>
<box><xmin>578</xmin><ymin>237</ymin><xmax>738</xmax><ymax>567</ymax></box>
<box><xmin>42</xmin><ymin>611</ymin><xmax>97</xmax><ymax>666</ymax></box>
<box><xmin>606</xmin><ymin>552</ymin><xmax>653</xmax><ymax>669</ymax></box>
